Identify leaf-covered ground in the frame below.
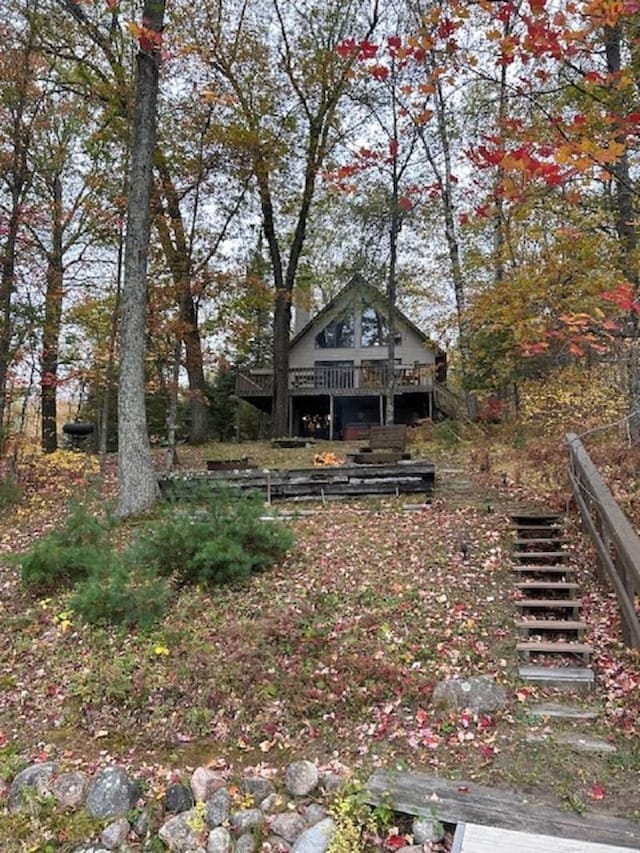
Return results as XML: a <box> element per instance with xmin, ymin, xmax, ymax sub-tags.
<box><xmin>0</xmin><ymin>437</ymin><xmax>639</xmax><ymax>825</ymax></box>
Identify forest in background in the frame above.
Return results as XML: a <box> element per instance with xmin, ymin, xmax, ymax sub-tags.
<box><xmin>2</xmin><ymin>0</ymin><xmax>640</xmax><ymax>511</ymax></box>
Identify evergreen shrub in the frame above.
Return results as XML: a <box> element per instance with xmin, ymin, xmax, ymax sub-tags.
<box><xmin>133</xmin><ymin>483</ymin><xmax>294</xmax><ymax>587</ymax></box>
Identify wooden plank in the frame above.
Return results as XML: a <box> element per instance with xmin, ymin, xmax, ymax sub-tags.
<box><xmin>515</xmin><ymin>619</ymin><xmax>587</xmax><ymax>632</ymax></box>
<box><xmin>457</xmin><ymin>822</ymin><xmax>636</xmax><ymax>853</ymax></box>
<box><xmin>519</xmin><ymin>665</ymin><xmax>595</xmax><ymax>691</ymax></box>
<box><xmin>512</xmin><ymin>551</ymin><xmax>569</xmax><ymax>561</ymax></box>
<box><xmin>514</xmin><ymin>581</ymin><xmax>579</xmax><ymax>591</ymax></box>
<box><xmin>512</xmin><ymin>565</ymin><xmax>576</xmax><ymax>574</ymax></box>
<box><xmin>363</xmin><ymin>770</ymin><xmax>640</xmax><ymax>848</ymax></box>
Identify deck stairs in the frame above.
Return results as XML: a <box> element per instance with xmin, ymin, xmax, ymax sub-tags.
<box><xmin>511</xmin><ymin>513</ymin><xmax>595</xmax><ymax>691</ymax></box>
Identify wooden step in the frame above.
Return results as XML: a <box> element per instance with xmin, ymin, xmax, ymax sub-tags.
<box><xmin>515</xmin><ymin>599</ymin><xmax>581</xmax><ymax>617</ymax></box>
<box><xmin>514</xmin><ymin>524</ymin><xmax>563</xmax><ymax>534</ymax></box>
<box><xmin>529</xmin><ymin>702</ymin><xmax>599</xmax><ymax>720</ymax></box>
<box><xmin>515</xmin><ymin>619</ymin><xmax>587</xmax><ymax>634</ymax></box>
<box><xmin>513</xmin><ymin>537</ymin><xmax>564</xmax><ymax>547</ymax></box>
<box><xmin>511</xmin><ymin>513</ymin><xmax>561</xmax><ymax>524</ymax></box>
<box><xmin>519</xmin><ymin>665</ymin><xmax>595</xmax><ymax>692</ymax></box>
<box><xmin>511</xmin><ymin>564</ymin><xmax>575</xmax><ymax>574</ymax></box>
<box><xmin>512</xmin><ymin>550</ymin><xmax>568</xmax><ymax>562</ymax></box>
<box><xmin>514</xmin><ymin>580</ymin><xmax>580</xmax><ymax>592</ymax></box>
<box><xmin>517</xmin><ymin>640</ymin><xmax>592</xmax><ymax>664</ymax></box>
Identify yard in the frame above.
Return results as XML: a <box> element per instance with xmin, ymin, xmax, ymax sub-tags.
<box><xmin>0</xmin><ymin>430</ymin><xmax>639</xmax><ymax>841</ymax></box>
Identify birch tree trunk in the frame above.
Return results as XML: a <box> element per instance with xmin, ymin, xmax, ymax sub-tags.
<box><xmin>117</xmin><ymin>0</ymin><xmax>166</xmax><ymax>517</ymax></box>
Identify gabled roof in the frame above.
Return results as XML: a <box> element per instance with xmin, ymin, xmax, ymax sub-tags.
<box><xmin>289</xmin><ymin>274</ymin><xmax>444</xmax><ymax>355</ymax></box>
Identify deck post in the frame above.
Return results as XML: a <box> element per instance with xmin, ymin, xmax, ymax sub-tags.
<box><xmin>379</xmin><ymin>394</ymin><xmax>384</xmax><ymax>425</ymax></box>
<box><xmin>329</xmin><ymin>395</ymin><xmax>334</xmax><ymax>440</ymax></box>
<box><xmin>288</xmin><ymin>397</ymin><xmax>293</xmax><ymax>437</ymax></box>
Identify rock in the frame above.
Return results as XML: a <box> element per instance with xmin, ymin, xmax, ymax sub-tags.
<box><xmin>53</xmin><ymin>770</ymin><xmax>89</xmax><ymax>809</ymax></box>
<box><xmin>284</xmin><ymin>761</ymin><xmax>319</xmax><ymax>797</ymax></box>
<box><xmin>260</xmin><ymin>792</ymin><xmax>285</xmax><ymax>813</ymax></box>
<box><xmin>8</xmin><ymin>762</ymin><xmax>59</xmax><ymax>812</ymax></box>
<box><xmin>231</xmin><ymin>807</ymin><xmax>264</xmax><ymax>835</ymax></box>
<box><xmin>241</xmin><ymin>774</ymin><xmax>275</xmax><ymax>804</ymax></box>
<box><xmin>412</xmin><ymin>816</ymin><xmax>444</xmax><ymax>844</ymax></box>
<box><xmin>263</xmin><ymin>837</ymin><xmax>292</xmax><ymax>852</ymax></box>
<box><xmin>207</xmin><ymin>825</ymin><xmax>233</xmax><ymax>853</ymax></box>
<box><xmin>86</xmin><ymin>766</ymin><xmax>140</xmax><ymax>820</ymax></box>
<box><xmin>158</xmin><ymin>809</ymin><xmax>205</xmax><ymax>851</ymax></box>
<box><xmin>290</xmin><ymin>817</ymin><xmax>336</xmax><ymax>853</ymax></box>
<box><xmin>165</xmin><ymin>782</ymin><xmax>195</xmax><ymax>814</ymax></box>
<box><xmin>100</xmin><ymin>817</ymin><xmax>130</xmax><ymax>849</ymax></box>
<box><xmin>205</xmin><ymin>787</ymin><xmax>231</xmax><ymax>827</ymax></box>
<box><xmin>303</xmin><ymin>803</ymin><xmax>327</xmax><ymax>826</ymax></box>
<box><xmin>270</xmin><ymin>811</ymin><xmax>307</xmax><ymax>842</ymax></box>
<box><xmin>191</xmin><ymin>767</ymin><xmax>226</xmax><ymax>802</ymax></box>
<box><xmin>236</xmin><ymin>834</ymin><xmax>258</xmax><ymax>853</ymax></box>
<box><xmin>432</xmin><ymin>675</ymin><xmax>508</xmax><ymax>713</ymax></box>
<box><xmin>318</xmin><ymin>772</ymin><xmax>344</xmax><ymax>794</ymax></box>
<box><xmin>132</xmin><ymin>808</ymin><xmax>150</xmax><ymax>837</ymax></box>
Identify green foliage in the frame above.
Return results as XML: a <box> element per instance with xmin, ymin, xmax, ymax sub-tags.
<box><xmin>207</xmin><ymin>368</ymin><xmax>238</xmax><ymax>442</ymax></box>
<box><xmin>327</xmin><ymin>778</ymin><xmax>379</xmax><ymax>853</ymax></box>
<box><xmin>16</xmin><ymin>485</ymin><xmax>293</xmax><ymax>629</ymax></box>
<box><xmin>70</xmin><ymin>557</ymin><xmax>172</xmax><ymax>631</ymax></box>
<box><xmin>133</xmin><ymin>483</ymin><xmax>294</xmax><ymax>587</ymax></box>
<box><xmin>15</xmin><ymin>499</ymin><xmax>114</xmax><ymax>591</ymax></box>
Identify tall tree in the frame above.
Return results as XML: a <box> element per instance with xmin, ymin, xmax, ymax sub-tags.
<box><xmin>117</xmin><ymin>0</ymin><xmax>166</xmax><ymax>516</ymax></box>
<box><xmin>197</xmin><ymin>0</ymin><xmax>379</xmax><ymax>436</ymax></box>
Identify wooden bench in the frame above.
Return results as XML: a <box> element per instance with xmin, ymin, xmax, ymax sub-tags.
<box><xmin>354</xmin><ymin>424</ymin><xmax>409</xmax><ymax>464</ymax></box>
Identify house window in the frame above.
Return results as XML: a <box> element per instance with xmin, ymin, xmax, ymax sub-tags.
<box><xmin>361</xmin><ymin>306</ymin><xmax>400</xmax><ymax>346</ymax></box>
<box><xmin>315</xmin><ymin>309</ymin><xmax>355</xmax><ymax>348</ymax></box>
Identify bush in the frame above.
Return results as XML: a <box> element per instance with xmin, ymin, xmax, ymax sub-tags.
<box><xmin>133</xmin><ymin>484</ymin><xmax>294</xmax><ymax>587</ymax></box>
<box><xmin>71</xmin><ymin>557</ymin><xmax>172</xmax><ymax>631</ymax></box>
<box><xmin>15</xmin><ymin>499</ymin><xmax>114</xmax><ymax>591</ymax></box>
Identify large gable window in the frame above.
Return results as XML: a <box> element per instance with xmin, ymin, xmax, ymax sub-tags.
<box><xmin>315</xmin><ymin>309</ymin><xmax>355</xmax><ymax>348</ymax></box>
<box><xmin>361</xmin><ymin>306</ymin><xmax>394</xmax><ymax>347</ymax></box>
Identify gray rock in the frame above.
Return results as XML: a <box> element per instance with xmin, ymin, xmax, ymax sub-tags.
<box><xmin>191</xmin><ymin>767</ymin><xmax>226</xmax><ymax>802</ymax></box>
<box><xmin>207</xmin><ymin>826</ymin><xmax>233</xmax><ymax>853</ymax></box>
<box><xmin>231</xmin><ymin>807</ymin><xmax>264</xmax><ymax>835</ymax></box>
<box><xmin>241</xmin><ymin>774</ymin><xmax>275</xmax><ymax>804</ymax></box>
<box><xmin>53</xmin><ymin>770</ymin><xmax>89</xmax><ymax>809</ymax></box>
<box><xmin>236</xmin><ymin>834</ymin><xmax>258</xmax><ymax>853</ymax></box>
<box><xmin>284</xmin><ymin>761</ymin><xmax>319</xmax><ymax>797</ymax></box>
<box><xmin>263</xmin><ymin>837</ymin><xmax>292</xmax><ymax>852</ymax></box>
<box><xmin>165</xmin><ymin>782</ymin><xmax>195</xmax><ymax>814</ymax></box>
<box><xmin>100</xmin><ymin>817</ymin><xmax>130</xmax><ymax>849</ymax></box>
<box><xmin>303</xmin><ymin>803</ymin><xmax>327</xmax><ymax>826</ymax></box>
<box><xmin>432</xmin><ymin>675</ymin><xmax>508</xmax><ymax>713</ymax></box>
<box><xmin>270</xmin><ymin>811</ymin><xmax>307</xmax><ymax>842</ymax></box>
<box><xmin>260</xmin><ymin>792</ymin><xmax>285</xmax><ymax>813</ymax></box>
<box><xmin>318</xmin><ymin>772</ymin><xmax>345</xmax><ymax>793</ymax></box>
<box><xmin>412</xmin><ymin>816</ymin><xmax>444</xmax><ymax>843</ymax></box>
<box><xmin>8</xmin><ymin>762</ymin><xmax>59</xmax><ymax>812</ymax></box>
<box><xmin>132</xmin><ymin>808</ymin><xmax>150</xmax><ymax>837</ymax></box>
<box><xmin>290</xmin><ymin>817</ymin><xmax>336</xmax><ymax>853</ymax></box>
<box><xmin>86</xmin><ymin>766</ymin><xmax>139</xmax><ymax>820</ymax></box>
<box><xmin>158</xmin><ymin>808</ymin><xmax>206</xmax><ymax>851</ymax></box>
<box><xmin>205</xmin><ymin>787</ymin><xmax>231</xmax><ymax>827</ymax></box>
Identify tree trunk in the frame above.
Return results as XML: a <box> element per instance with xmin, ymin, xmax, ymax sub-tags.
<box><xmin>117</xmin><ymin>0</ymin><xmax>166</xmax><ymax>517</ymax></box>
<box><xmin>155</xmin><ymin>154</ymin><xmax>209</xmax><ymax>444</ymax></box>
<box><xmin>41</xmin><ymin>174</ymin><xmax>64</xmax><ymax>453</ymax></box>
<box><xmin>604</xmin><ymin>23</ymin><xmax>640</xmax><ymax>441</ymax></box>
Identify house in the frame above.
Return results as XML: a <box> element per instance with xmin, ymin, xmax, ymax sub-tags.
<box><xmin>235</xmin><ymin>275</ymin><xmax>450</xmax><ymax>439</ymax></box>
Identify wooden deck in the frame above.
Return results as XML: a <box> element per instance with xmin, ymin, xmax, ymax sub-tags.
<box><xmin>364</xmin><ymin>770</ymin><xmax>640</xmax><ymax>849</ymax></box>
<box><xmin>453</xmin><ymin>822</ymin><xmax>638</xmax><ymax>853</ymax></box>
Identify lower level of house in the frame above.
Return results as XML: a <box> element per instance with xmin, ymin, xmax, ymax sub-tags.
<box><xmin>236</xmin><ymin>365</ymin><xmax>463</xmax><ymax>439</ymax></box>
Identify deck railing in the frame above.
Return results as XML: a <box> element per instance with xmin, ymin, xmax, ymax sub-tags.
<box><xmin>567</xmin><ymin>432</ymin><xmax>640</xmax><ymax>649</ymax></box>
<box><xmin>236</xmin><ymin>364</ymin><xmax>435</xmax><ymax>396</ymax></box>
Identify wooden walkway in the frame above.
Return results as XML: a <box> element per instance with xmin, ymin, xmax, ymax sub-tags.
<box><xmin>452</xmin><ymin>822</ymin><xmax>638</xmax><ymax>852</ymax></box>
<box><xmin>364</xmin><ymin>770</ymin><xmax>640</xmax><ymax>849</ymax></box>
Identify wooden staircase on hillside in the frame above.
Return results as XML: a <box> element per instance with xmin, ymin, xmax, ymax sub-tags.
<box><xmin>511</xmin><ymin>513</ymin><xmax>595</xmax><ymax>691</ymax></box>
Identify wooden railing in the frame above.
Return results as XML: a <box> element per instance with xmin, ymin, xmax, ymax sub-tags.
<box><xmin>433</xmin><ymin>382</ymin><xmax>473</xmax><ymax>420</ymax></box>
<box><xmin>567</xmin><ymin>432</ymin><xmax>640</xmax><ymax>649</ymax></box>
<box><xmin>236</xmin><ymin>364</ymin><xmax>435</xmax><ymax>396</ymax></box>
